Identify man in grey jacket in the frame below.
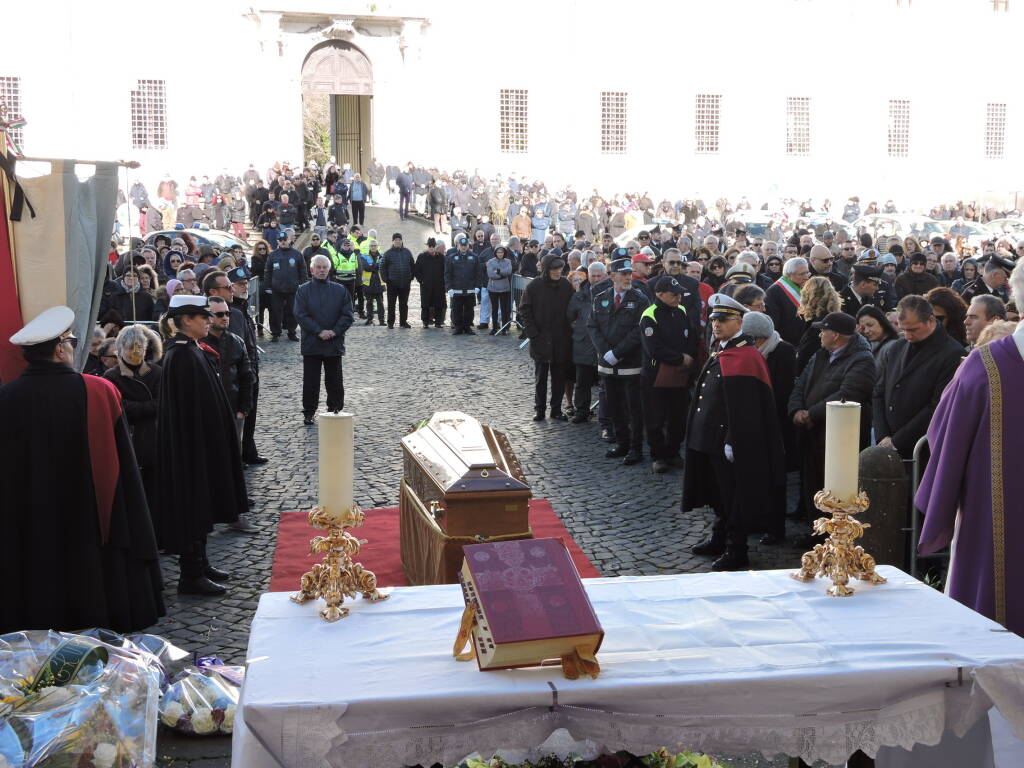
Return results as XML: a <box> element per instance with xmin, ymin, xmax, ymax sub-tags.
<box><xmin>293</xmin><ymin>255</ymin><xmax>354</xmax><ymax>425</ymax></box>
<box><xmin>263</xmin><ymin>229</ymin><xmax>307</xmax><ymax>341</ymax></box>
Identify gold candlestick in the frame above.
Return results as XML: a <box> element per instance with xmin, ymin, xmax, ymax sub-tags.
<box><xmin>291</xmin><ymin>504</ymin><xmax>389</xmax><ymax>621</ymax></box>
<box><xmin>791</xmin><ymin>490</ymin><xmax>887</xmax><ymax>597</ymax></box>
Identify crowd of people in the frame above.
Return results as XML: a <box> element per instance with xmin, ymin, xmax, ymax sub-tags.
<box><xmin>8</xmin><ymin>151</ymin><xmax>1020</xmax><ymax>636</ymax></box>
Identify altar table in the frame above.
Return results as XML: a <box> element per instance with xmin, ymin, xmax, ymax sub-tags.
<box><xmin>231</xmin><ymin>567</ymin><xmax>1024</xmax><ymax>767</ymax></box>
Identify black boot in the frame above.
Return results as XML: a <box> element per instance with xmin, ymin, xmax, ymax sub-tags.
<box><xmin>711</xmin><ymin>549</ymin><xmax>750</xmax><ymax>571</ymax></box>
<box><xmin>622</xmin><ymin>450</ymin><xmax>643</xmax><ymax>466</ymax></box>
<box><xmin>178</xmin><ymin>576</ymin><xmax>228</xmax><ymax>596</ymax></box>
<box><xmin>204</xmin><ymin>563</ymin><xmax>232</xmax><ymax>581</ymax></box>
<box><xmin>691</xmin><ymin>536</ymin><xmax>726</xmax><ymax>556</ymax></box>
<box><xmin>532</xmin><ymin>410</ymin><xmax>545</xmax><ymax>421</ymax></box>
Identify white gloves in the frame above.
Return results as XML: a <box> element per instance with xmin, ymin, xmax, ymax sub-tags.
<box><xmin>603</xmin><ymin>350</ymin><xmax>619</xmax><ymax>366</ymax></box>
<box><xmin>724</xmin><ymin>444</ymin><xmax>734</xmax><ymax>463</ymax></box>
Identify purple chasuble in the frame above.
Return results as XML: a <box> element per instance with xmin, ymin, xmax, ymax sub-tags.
<box><xmin>916</xmin><ymin>330</ymin><xmax>1024</xmax><ymax>635</ymax></box>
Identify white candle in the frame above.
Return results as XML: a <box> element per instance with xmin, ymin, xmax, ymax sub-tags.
<box><xmin>823</xmin><ymin>401</ymin><xmax>860</xmax><ymax>504</ymax></box>
<box><xmin>318</xmin><ymin>412</ymin><xmax>354</xmax><ymax>522</ymax></box>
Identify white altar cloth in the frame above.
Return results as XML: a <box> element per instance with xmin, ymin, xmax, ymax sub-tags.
<box><xmin>232</xmin><ymin>567</ymin><xmax>1024</xmax><ymax>767</ymax></box>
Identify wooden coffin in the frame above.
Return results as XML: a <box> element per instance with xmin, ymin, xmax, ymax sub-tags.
<box><xmin>400</xmin><ymin>411</ymin><xmax>532</xmax><ymax>585</ymax></box>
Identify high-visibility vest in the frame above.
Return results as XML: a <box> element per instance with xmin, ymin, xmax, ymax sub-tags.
<box><xmin>333</xmin><ymin>250</ymin><xmax>358</xmax><ymax>280</ymax></box>
<box><xmin>360</xmin><ymin>253</ymin><xmax>377</xmax><ymax>286</ymax></box>
<box><xmin>351</xmin><ymin>236</ymin><xmax>375</xmax><ymax>256</ymax></box>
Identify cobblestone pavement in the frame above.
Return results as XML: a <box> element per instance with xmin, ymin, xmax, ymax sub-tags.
<box><xmin>153</xmin><ymin>206</ymin><xmax>809</xmax><ymax>767</ymax></box>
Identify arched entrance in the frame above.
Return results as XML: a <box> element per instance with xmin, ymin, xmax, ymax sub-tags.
<box><xmin>301</xmin><ymin>41</ymin><xmax>373</xmax><ymax>174</ymax></box>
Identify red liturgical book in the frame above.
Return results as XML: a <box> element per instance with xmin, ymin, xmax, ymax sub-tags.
<box><xmin>456</xmin><ymin>538</ymin><xmax>603</xmax><ymax>676</ymax></box>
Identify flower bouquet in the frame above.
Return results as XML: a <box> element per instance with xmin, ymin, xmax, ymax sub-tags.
<box><xmin>0</xmin><ymin>629</ymin><xmax>165</xmax><ymax>767</ymax></box>
<box><xmin>158</xmin><ymin>659</ymin><xmax>244</xmax><ymax>736</ymax></box>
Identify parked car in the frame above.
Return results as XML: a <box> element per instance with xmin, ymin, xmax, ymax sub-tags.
<box><xmin>938</xmin><ymin>220</ymin><xmax>994</xmax><ymax>250</ymax></box>
<box><xmin>851</xmin><ymin>214</ymin><xmax>947</xmax><ymax>245</ymax></box>
<box><xmin>145</xmin><ymin>227</ymin><xmax>250</xmax><ymax>255</ymax></box>
<box><xmin>984</xmin><ymin>217</ymin><xmax>1024</xmax><ymax>239</ymax></box>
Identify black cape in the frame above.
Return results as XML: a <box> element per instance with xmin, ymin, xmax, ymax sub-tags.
<box><xmin>0</xmin><ymin>362</ymin><xmax>165</xmax><ymax>634</ymax></box>
<box><xmin>154</xmin><ymin>335</ymin><xmax>248</xmax><ymax>554</ymax></box>
<box><xmin>682</xmin><ymin>343</ymin><xmax>787</xmax><ymax>532</ymax></box>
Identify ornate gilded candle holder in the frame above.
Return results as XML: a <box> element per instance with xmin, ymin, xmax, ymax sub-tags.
<box><xmin>291</xmin><ymin>504</ymin><xmax>389</xmax><ymax>621</ymax></box>
<box><xmin>791</xmin><ymin>490</ymin><xmax>887</xmax><ymax>597</ymax></box>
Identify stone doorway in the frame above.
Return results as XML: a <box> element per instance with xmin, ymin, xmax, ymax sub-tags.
<box><xmin>301</xmin><ymin>41</ymin><xmax>373</xmax><ymax>174</ymax></box>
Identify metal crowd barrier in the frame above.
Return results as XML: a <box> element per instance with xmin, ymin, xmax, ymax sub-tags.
<box><xmin>500</xmin><ymin>274</ymin><xmax>531</xmax><ymax>337</ymax></box>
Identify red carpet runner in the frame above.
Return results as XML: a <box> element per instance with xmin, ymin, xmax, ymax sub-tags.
<box><xmin>268</xmin><ymin>498</ymin><xmax>600</xmax><ymax>592</ymax></box>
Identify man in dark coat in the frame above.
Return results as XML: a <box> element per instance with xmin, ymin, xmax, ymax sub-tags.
<box><xmin>380</xmin><ymin>233</ymin><xmax>416</xmax><ymax>328</ymax></box>
<box><xmin>959</xmin><ymin>255</ymin><xmax>1012</xmax><ymax>304</ymax></box>
<box><xmin>788</xmin><ymin>312</ymin><xmax>876</xmax><ymax>539</ymax></box>
<box><xmin>684</xmin><ymin>294</ymin><xmax>786</xmax><ymax>570</ymax></box>
<box><xmin>519</xmin><ymin>253</ymin><xmax>575</xmax><ymax>421</ymax></box>
<box><xmin>808</xmin><ymin>244</ymin><xmax>848</xmax><ymax>293</ymax></box>
<box><xmin>293</xmin><ymin>255</ymin><xmax>355</xmax><ymax>424</ymax></box>
<box><xmin>203</xmin><ymin>296</ymin><xmax>253</xmax><ymax>442</ymax></box>
<box><xmin>839</xmin><ymin>264</ymin><xmax>889</xmax><ymax>317</ymax></box>
<box><xmin>589</xmin><ymin>258</ymin><xmax>651</xmax><ymax>463</ymax></box>
<box><xmin>873</xmin><ymin>296</ymin><xmax>965</xmax><ymax>459</ymax></box>
<box><xmin>640</xmin><ymin>275</ymin><xmax>700</xmax><ymax>473</ymax></box>
<box><xmin>1</xmin><ymin>306</ymin><xmax>165</xmax><ymax>633</ymax></box>
<box><xmin>414</xmin><ymin>238</ymin><xmax>447</xmax><ymax>328</ymax></box>
<box><xmin>263</xmin><ymin>231</ymin><xmax>307</xmax><ymax>341</ymax></box>
<box><xmin>156</xmin><ymin>296</ymin><xmax>249</xmax><ymax>595</ymax></box>
<box><xmin>765</xmin><ymin>257</ymin><xmax>811</xmax><ymax>345</ymax></box>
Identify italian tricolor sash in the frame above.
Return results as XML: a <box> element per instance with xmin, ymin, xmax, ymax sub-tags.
<box><xmin>777</xmin><ymin>277</ymin><xmax>801</xmax><ymax>308</ymax></box>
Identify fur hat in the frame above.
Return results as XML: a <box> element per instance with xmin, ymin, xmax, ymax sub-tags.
<box><xmin>115</xmin><ymin>324</ymin><xmax>163</xmax><ymax>369</ymax></box>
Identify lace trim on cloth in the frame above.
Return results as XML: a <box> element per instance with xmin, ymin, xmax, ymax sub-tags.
<box><xmin>317</xmin><ymin>689</ymin><xmax>976</xmax><ymax>767</ymax></box>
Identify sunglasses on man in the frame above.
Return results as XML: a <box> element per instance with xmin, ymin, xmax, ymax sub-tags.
<box><xmin>60</xmin><ymin>334</ymin><xmax>78</xmax><ymax>349</ymax></box>
<box><xmin>211</xmin><ymin>311</ymin><xmax>232</xmax><ymax>318</ymax></box>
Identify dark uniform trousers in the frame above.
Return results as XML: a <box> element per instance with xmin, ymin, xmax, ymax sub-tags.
<box><xmin>269</xmin><ymin>291</ymin><xmax>297</xmax><ymax>337</ymax></box>
<box><xmin>451</xmin><ymin>291</ymin><xmax>476</xmax><ymax>330</ymax></box>
<box><xmin>604</xmin><ymin>375</ymin><xmax>644</xmax><ymax>452</ymax></box>
<box><xmin>643</xmin><ymin>382</ymin><xmax>689</xmax><ymax>461</ymax></box>
<box><xmin>706</xmin><ymin>453</ymin><xmax>747</xmax><ymax>553</ymax></box>
<box><xmin>302</xmin><ymin>355</ymin><xmax>344</xmax><ymax>417</ymax></box>
<box><xmin>242</xmin><ymin>375</ymin><xmax>260</xmax><ymax>461</ymax></box>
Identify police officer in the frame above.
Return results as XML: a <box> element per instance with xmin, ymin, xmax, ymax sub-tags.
<box><xmin>445</xmin><ymin>234</ymin><xmax>485</xmax><ymax>335</ymax></box>
<box><xmin>330</xmin><ymin>235</ymin><xmax>362</xmax><ymax>317</ymax></box>
<box><xmin>853</xmin><ymin>249</ymin><xmax>896</xmax><ymax>311</ymax></box>
<box><xmin>640</xmin><ymin>275</ymin><xmax>699</xmax><ymax>473</ymax></box>
<box><xmin>840</xmin><ymin>263</ymin><xmax>888</xmax><ymax>317</ymax></box>
<box><xmin>684</xmin><ymin>294</ymin><xmax>785</xmax><ymax>570</ymax></box>
<box><xmin>226</xmin><ymin>266</ymin><xmax>268</xmax><ymax>466</ymax></box>
<box><xmin>263</xmin><ymin>229</ymin><xmax>307</xmax><ymax>342</ymax></box>
<box><xmin>959</xmin><ymin>254</ymin><xmax>1013</xmax><ymax>304</ymax></box>
<box><xmin>589</xmin><ymin>258</ymin><xmax>650</xmax><ymax>465</ymax></box>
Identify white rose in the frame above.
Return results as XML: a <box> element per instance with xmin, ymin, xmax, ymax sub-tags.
<box><xmin>222</xmin><ymin>705</ymin><xmax>236</xmax><ymax>733</ymax></box>
<box><xmin>160</xmin><ymin>701</ymin><xmax>185</xmax><ymax>728</ymax></box>
<box><xmin>92</xmin><ymin>742</ymin><xmax>118</xmax><ymax>768</ymax></box>
<box><xmin>191</xmin><ymin>707</ymin><xmax>216</xmax><ymax>735</ymax></box>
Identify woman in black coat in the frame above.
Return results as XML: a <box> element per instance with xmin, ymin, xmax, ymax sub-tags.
<box><xmin>103</xmin><ymin>324</ymin><xmax>163</xmax><ymax>517</ymax></box>
<box><xmin>743</xmin><ymin>312</ymin><xmax>797</xmax><ymax>545</ymax></box>
<box><xmin>519</xmin><ymin>253</ymin><xmax>575</xmax><ymax>420</ymax></box>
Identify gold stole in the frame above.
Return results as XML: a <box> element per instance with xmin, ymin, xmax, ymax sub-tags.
<box><xmin>978</xmin><ymin>345</ymin><xmax>1006</xmax><ymax>626</ymax></box>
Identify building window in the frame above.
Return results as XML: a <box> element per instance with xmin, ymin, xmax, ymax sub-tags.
<box><xmin>986</xmin><ymin>102</ymin><xmax>1007</xmax><ymax>158</ymax></box>
<box><xmin>130</xmin><ymin>79</ymin><xmax>167</xmax><ymax>150</ymax></box>
<box><xmin>695</xmin><ymin>93</ymin><xmax>721</xmax><ymax>154</ymax></box>
<box><xmin>600</xmin><ymin>91</ymin><xmax>628</xmax><ymax>154</ymax></box>
<box><xmin>499</xmin><ymin>89</ymin><xmax>528</xmax><ymax>153</ymax></box>
<box><xmin>0</xmin><ymin>76</ymin><xmax>24</xmax><ymax>148</ymax></box>
<box><xmin>992</xmin><ymin>0</ymin><xmax>1009</xmax><ymax>11</ymax></box>
<box><xmin>786</xmin><ymin>97</ymin><xmax>811</xmax><ymax>156</ymax></box>
<box><xmin>887</xmin><ymin>99</ymin><xmax>910</xmax><ymax>157</ymax></box>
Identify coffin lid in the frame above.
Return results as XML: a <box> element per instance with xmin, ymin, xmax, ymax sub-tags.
<box><xmin>401</xmin><ymin>411</ymin><xmax>529</xmax><ymax>494</ymax></box>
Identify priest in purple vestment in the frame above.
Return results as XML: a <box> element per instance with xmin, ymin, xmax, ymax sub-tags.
<box><xmin>916</xmin><ymin>260</ymin><xmax>1024</xmax><ymax>636</ymax></box>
